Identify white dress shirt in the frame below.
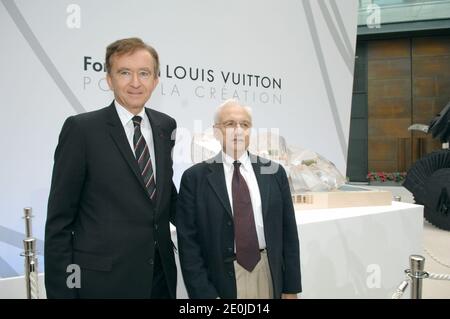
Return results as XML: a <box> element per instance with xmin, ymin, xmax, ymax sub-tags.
<box><xmin>115</xmin><ymin>101</ymin><xmax>156</xmax><ymax>182</ymax></box>
<box><xmin>222</xmin><ymin>151</ymin><xmax>266</xmax><ymax>249</ymax></box>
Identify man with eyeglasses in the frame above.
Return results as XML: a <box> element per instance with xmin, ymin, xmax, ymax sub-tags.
<box><xmin>45</xmin><ymin>38</ymin><xmax>178</xmax><ymax>298</ymax></box>
<box><xmin>176</xmin><ymin>99</ymin><xmax>302</xmax><ymax>299</ymax></box>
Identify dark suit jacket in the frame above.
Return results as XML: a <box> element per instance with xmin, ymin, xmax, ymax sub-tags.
<box><xmin>45</xmin><ymin>101</ymin><xmax>177</xmax><ymax>298</ymax></box>
<box><xmin>176</xmin><ymin>153</ymin><xmax>302</xmax><ymax>299</ymax></box>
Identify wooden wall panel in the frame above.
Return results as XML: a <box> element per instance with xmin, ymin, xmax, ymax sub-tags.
<box><xmin>366</xmin><ymin>36</ymin><xmax>450</xmax><ymax>173</ymax></box>
<box><xmin>412</xmin><ymin>37</ymin><xmax>450</xmax><ymax>57</ymax></box>
<box><xmin>369</xmin><ymin>119</ymin><xmax>411</xmax><ymax>137</ymax></box>
<box><xmin>412</xmin><ymin>36</ymin><xmax>450</xmax><ymax>162</ymax></box>
<box><xmin>369</xmin><ymin>97</ymin><xmax>410</xmax><ymax>118</ymax></box>
<box><xmin>368</xmin><ymin>39</ymin><xmax>411</xmax><ymax>172</ymax></box>
<box><xmin>368</xmin><ymin>39</ymin><xmax>410</xmax><ymax>59</ymax></box>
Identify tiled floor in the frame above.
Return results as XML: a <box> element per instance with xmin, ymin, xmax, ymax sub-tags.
<box><xmin>364</xmin><ymin>185</ymin><xmax>450</xmax><ymax>299</ymax></box>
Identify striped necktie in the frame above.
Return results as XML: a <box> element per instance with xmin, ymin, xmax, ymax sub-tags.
<box><xmin>132</xmin><ymin>116</ymin><xmax>156</xmax><ymax>202</ymax></box>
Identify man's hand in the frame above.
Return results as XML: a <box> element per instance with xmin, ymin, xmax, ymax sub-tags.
<box><xmin>281</xmin><ymin>293</ymin><xmax>298</xmax><ymax>299</ymax></box>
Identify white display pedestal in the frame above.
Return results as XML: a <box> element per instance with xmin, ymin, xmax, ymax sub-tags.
<box><xmin>296</xmin><ymin>201</ymin><xmax>423</xmax><ymax>298</ymax></box>
<box><xmin>0</xmin><ymin>202</ymin><xmax>423</xmax><ymax>299</ymax></box>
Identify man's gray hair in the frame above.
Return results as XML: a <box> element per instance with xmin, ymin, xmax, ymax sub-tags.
<box><xmin>213</xmin><ymin>99</ymin><xmax>252</xmax><ymax>124</ymax></box>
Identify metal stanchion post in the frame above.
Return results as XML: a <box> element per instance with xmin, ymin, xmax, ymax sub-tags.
<box><xmin>409</xmin><ymin>255</ymin><xmax>427</xmax><ymax>299</ymax></box>
<box><xmin>21</xmin><ymin>207</ymin><xmax>39</xmax><ymax>299</ymax></box>
<box><xmin>22</xmin><ymin>238</ymin><xmax>39</xmax><ymax>299</ymax></box>
<box><xmin>23</xmin><ymin>207</ymin><xmax>33</xmax><ymax>237</ymax></box>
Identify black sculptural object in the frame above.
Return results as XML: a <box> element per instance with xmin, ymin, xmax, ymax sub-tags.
<box><xmin>405</xmin><ymin>102</ymin><xmax>450</xmax><ymax>230</ymax></box>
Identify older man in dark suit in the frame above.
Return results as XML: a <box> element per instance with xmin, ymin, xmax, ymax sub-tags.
<box><xmin>45</xmin><ymin>38</ymin><xmax>177</xmax><ymax>298</ymax></box>
<box><xmin>176</xmin><ymin>99</ymin><xmax>301</xmax><ymax>299</ymax></box>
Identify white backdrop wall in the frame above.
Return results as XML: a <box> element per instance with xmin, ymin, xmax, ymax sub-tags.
<box><xmin>0</xmin><ymin>0</ymin><xmax>358</xmax><ymax>277</ymax></box>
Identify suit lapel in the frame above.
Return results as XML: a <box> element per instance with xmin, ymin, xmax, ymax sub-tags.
<box><xmin>107</xmin><ymin>102</ymin><xmax>158</xmax><ymax>206</ymax></box>
<box><xmin>106</xmin><ymin>103</ymin><xmax>155</xmax><ymax>205</ymax></box>
<box><xmin>207</xmin><ymin>154</ymin><xmax>233</xmax><ymax>218</ymax></box>
<box><xmin>250</xmin><ymin>153</ymin><xmax>270</xmax><ymax>220</ymax></box>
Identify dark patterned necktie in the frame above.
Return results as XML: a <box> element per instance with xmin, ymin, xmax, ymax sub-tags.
<box><xmin>132</xmin><ymin>116</ymin><xmax>156</xmax><ymax>202</ymax></box>
<box><xmin>232</xmin><ymin>161</ymin><xmax>260</xmax><ymax>272</ymax></box>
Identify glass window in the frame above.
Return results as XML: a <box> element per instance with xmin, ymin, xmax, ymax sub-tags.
<box><xmin>358</xmin><ymin>0</ymin><xmax>450</xmax><ymax>26</ymax></box>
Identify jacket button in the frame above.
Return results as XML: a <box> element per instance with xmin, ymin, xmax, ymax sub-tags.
<box><xmin>228</xmin><ymin>271</ymin><xmax>234</xmax><ymax>277</ymax></box>
<box><xmin>227</xmin><ymin>247</ymin><xmax>233</xmax><ymax>252</ymax></box>
<box><xmin>148</xmin><ymin>259</ymin><xmax>154</xmax><ymax>265</ymax></box>
<box><xmin>227</xmin><ymin>221</ymin><xmax>232</xmax><ymax>226</ymax></box>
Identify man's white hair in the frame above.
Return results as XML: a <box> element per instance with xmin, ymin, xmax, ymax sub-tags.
<box><xmin>213</xmin><ymin>99</ymin><xmax>252</xmax><ymax>124</ymax></box>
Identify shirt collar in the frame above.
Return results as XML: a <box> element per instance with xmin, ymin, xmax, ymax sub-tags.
<box><xmin>114</xmin><ymin>100</ymin><xmax>147</xmax><ymax>128</ymax></box>
<box><xmin>222</xmin><ymin>151</ymin><xmax>252</xmax><ymax>172</ymax></box>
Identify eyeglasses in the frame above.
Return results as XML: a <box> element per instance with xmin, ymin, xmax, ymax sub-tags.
<box><xmin>115</xmin><ymin>69</ymin><xmax>153</xmax><ymax>81</ymax></box>
<box><xmin>215</xmin><ymin>120</ymin><xmax>252</xmax><ymax>130</ymax></box>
